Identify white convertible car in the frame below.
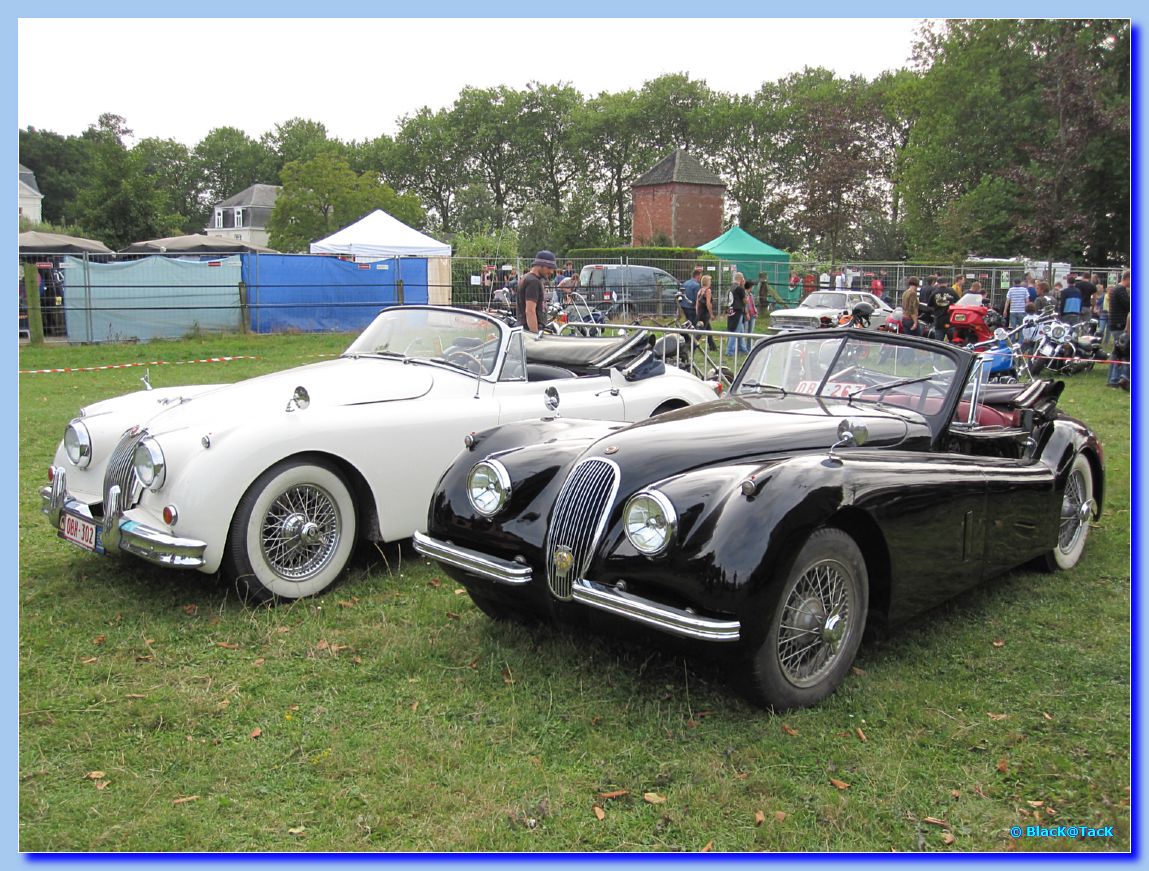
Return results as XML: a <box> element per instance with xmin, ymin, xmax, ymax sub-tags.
<box><xmin>769</xmin><ymin>291</ymin><xmax>894</xmax><ymax>332</ymax></box>
<box><xmin>41</xmin><ymin>306</ymin><xmax>718</xmax><ymax>602</ymax></box>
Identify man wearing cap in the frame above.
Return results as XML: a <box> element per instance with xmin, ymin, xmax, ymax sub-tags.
<box><xmin>518</xmin><ymin>250</ymin><xmax>558</xmax><ymax>333</ymax></box>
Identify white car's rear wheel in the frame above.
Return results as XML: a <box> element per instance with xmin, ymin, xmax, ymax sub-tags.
<box><xmin>226</xmin><ymin>459</ymin><xmax>357</xmax><ymax>603</ymax></box>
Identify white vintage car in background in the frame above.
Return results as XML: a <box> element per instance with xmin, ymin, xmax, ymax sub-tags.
<box><xmin>769</xmin><ymin>291</ymin><xmax>895</xmax><ymax>331</ymax></box>
<box><xmin>42</xmin><ymin>306</ymin><xmax>718</xmax><ymax>602</ymax></box>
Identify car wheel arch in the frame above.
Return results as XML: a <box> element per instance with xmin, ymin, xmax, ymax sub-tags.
<box><xmin>231</xmin><ymin>449</ymin><xmax>379</xmax><ymax>543</ymax></box>
<box><xmin>827</xmin><ymin>508</ymin><xmax>892</xmax><ymax>625</ymax></box>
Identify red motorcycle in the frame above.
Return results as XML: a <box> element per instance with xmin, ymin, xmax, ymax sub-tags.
<box><xmin>946</xmin><ymin>304</ymin><xmax>1002</xmax><ymax>346</ymax></box>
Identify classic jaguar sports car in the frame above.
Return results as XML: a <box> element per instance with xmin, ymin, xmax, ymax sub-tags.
<box><xmin>415</xmin><ymin>328</ymin><xmax>1104</xmax><ymax>710</ymax></box>
<box><xmin>41</xmin><ymin>306</ymin><xmax>718</xmax><ymax>602</ymax></box>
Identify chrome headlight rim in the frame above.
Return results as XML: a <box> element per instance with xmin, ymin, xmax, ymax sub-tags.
<box><xmin>466</xmin><ymin>459</ymin><xmax>512</xmax><ymax>518</ymax></box>
<box><xmin>63</xmin><ymin>420</ymin><xmax>93</xmax><ymax>468</ymax></box>
<box><xmin>132</xmin><ymin>437</ymin><xmax>166</xmax><ymax>490</ymax></box>
<box><xmin>624</xmin><ymin>489</ymin><xmax>677</xmax><ymax>556</ymax></box>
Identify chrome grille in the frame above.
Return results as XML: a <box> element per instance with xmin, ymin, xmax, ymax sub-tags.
<box><xmin>546</xmin><ymin>457</ymin><xmax>620</xmax><ymax>601</ymax></box>
<box><xmin>104</xmin><ymin>428</ymin><xmax>146</xmax><ymax>514</ymax></box>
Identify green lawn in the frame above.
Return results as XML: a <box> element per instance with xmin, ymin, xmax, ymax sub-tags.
<box><xmin>18</xmin><ymin>333</ymin><xmax>1131</xmax><ymax>852</ymax></box>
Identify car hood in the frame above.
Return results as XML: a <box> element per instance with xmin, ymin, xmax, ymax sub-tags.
<box><xmin>82</xmin><ymin>357</ymin><xmax>435</xmax><ymax>435</ymax></box>
<box><xmin>577</xmin><ymin>394</ymin><xmax>918</xmax><ymax>478</ymax></box>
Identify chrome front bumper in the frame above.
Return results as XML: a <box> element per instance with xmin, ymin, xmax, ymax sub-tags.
<box><xmin>413</xmin><ymin>531</ymin><xmax>741</xmax><ymax>643</ymax></box>
<box><xmin>41</xmin><ymin>466</ymin><xmax>207</xmax><ymax>569</ymax></box>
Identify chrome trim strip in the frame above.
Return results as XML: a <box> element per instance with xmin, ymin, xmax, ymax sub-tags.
<box><xmin>571</xmin><ymin>579</ymin><xmax>741</xmax><ymax>642</ymax></box>
<box><xmin>413</xmin><ymin>530</ymin><xmax>532</xmax><ymax>585</ymax></box>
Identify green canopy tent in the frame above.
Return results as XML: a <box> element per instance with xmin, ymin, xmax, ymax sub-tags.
<box><xmin>698</xmin><ymin>226</ymin><xmax>793</xmax><ymax>303</ymax></box>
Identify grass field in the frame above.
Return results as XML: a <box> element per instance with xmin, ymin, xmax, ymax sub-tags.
<box><xmin>17</xmin><ymin>332</ymin><xmax>1131</xmax><ymax>852</ymax></box>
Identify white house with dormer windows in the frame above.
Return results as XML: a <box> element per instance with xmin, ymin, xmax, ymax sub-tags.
<box><xmin>205</xmin><ymin>183</ymin><xmax>280</xmax><ymax>248</ymax></box>
<box><xmin>19</xmin><ymin>164</ymin><xmax>43</xmax><ymax>224</ymax></box>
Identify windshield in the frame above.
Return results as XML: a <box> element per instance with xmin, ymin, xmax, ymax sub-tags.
<box><xmin>344</xmin><ymin>308</ymin><xmax>505</xmax><ymax>377</ymax></box>
<box><xmin>799</xmin><ymin>292</ymin><xmax>848</xmax><ymax>309</ymax></box>
<box><xmin>735</xmin><ymin>334</ymin><xmax>960</xmax><ymax>418</ymax></box>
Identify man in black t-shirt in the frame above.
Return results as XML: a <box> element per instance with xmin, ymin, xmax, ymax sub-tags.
<box><xmin>517</xmin><ymin>250</ymin><xmax>558</xmax><ymax>333</ymax></box>
<box><xmin>927</xmin><ymin>282</ymin><xmax>957</xmax><ymax>340</ymax></box>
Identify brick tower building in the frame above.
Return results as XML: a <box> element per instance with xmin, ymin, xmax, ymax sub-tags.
<box><xmin>630</xmin><ymin>149</ymin><xmax>725</xmax><ymax>247</ymax></box>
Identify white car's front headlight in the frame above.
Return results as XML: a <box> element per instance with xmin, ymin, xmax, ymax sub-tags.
<box><xmin>132</xmin><ymin>437</ymin><xmax>167</xmax><ymax>490</ymax></box>
<box><xmin>624</xmin><ymin>490</ymin><xmax>677</xmax><ymax>556</ymax></box>
<box><xmin>467</xmin><ymin>459</ymin><xmax>511</xmax><ymax>517</ymax></box>
<box><xmin>63</xmin><ymin>420</ymin><xmax>92</xmax><ymax>468</ymax></box>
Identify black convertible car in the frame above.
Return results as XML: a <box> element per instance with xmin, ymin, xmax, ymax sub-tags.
<box><xmin>415</xmin><ymin>329</ymin><xmax>1104</xmax><ymax>710</ymax></box>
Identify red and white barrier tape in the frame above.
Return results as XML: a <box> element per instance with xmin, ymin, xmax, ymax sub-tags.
<box><xmin>19</xmin><ymin>355</ymin><xmax>259</xmax><ymax>374</ymax></box>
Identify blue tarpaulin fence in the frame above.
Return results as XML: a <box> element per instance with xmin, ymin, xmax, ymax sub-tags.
<box><xmin>55</xmin><ymin>253</ymin><xmax>432</xmax><ymax>342</ymax></box>
<box><xmin>243</xmin><ymin>255</ymin><xmax>429</xmax><ymax>334</ymax></box>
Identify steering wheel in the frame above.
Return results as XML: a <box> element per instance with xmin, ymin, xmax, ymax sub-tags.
<box><xmin>445</xmin><ymin>349</ymin><xmax>483</xmax><ymax>374</ymax></box>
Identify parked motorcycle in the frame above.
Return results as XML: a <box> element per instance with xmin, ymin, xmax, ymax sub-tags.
<box><xmin>546</xmin><ymin>291</ymin><xmax>610</xmax><ymax>337</ymax></box>
<box><xmin>1029</xmin><ymin>317</ymin><xmax>1108</xmax><ymax>376</ymax></box>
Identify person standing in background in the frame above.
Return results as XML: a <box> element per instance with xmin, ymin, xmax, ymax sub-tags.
<box><xmin>694</xmin><ymin>274</ymin><xmax>718</xmax><ymax>351</ymax></box>
<box><xmin>517</xmin><ymin>250</ymin><xmax>557</xmax><ymax>333</ymax></box>
<box><xmin>1106</xmin><ymin>269</ymin><xmax>1130</xmax><ymax>390</ymax></box>
<box><xmin>1004</xmin><ymin>276</ymin><xmax>1031</xmax><ymax>328</ymax></box>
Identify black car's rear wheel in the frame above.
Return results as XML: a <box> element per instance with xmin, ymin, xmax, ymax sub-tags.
<box><xmin>1039</xmin><ymin>453</ymin><xmax>1094</xmax><ymax>571</ymax></box>
<box><xmin>743</xmin><ymin>528</ymin><xmax>868</xmax><ymax>711</ymax></box>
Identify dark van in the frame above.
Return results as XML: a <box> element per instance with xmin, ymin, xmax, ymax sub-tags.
<box><xmin>578</xmin><ymin>264</ymin><xmax>683</xmax><ymax>318</ymax></box>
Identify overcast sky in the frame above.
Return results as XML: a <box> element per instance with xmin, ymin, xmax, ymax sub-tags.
<box><xmin>17</xmin><ymin>18</ymin><xmax>928</xmax><ymax>148</ymax></box>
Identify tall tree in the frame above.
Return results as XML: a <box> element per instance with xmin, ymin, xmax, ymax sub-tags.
<box><xmin>450</xmin><ymin>86</ymin><xmax>525</xmax><ymax>222</ymax></box>
<box><xmin>261</xmin><ymin>117</ymin><xmax>344</xmax><ymax>179</ymax></box>
<box><xmin>193</xmin><ymin>127</ymin><xmax>274</xmax><ymax>207</ymax></box>
<box><xmin>266</xmin><ymin>153</ymin><xmax>424</xmax><ymax>253</ymax></box>
<box><xmin>385</xmin><ymin>108</ymin><xmax>471</xmax><ymax>233</ymax></box>
<box><xmin>18</xmin><ymin>127</ymin><xmax>90</xmax><ymax>225</ymax></box>
<box><xmin>517</xmin><ymin>82</ymin><xmax>584</xmax><ymax>214</ymax></box>
<box><xmin>131</xmin><ymin>137</ymin><xmax>206</xmax><ymax>233</ymax></box>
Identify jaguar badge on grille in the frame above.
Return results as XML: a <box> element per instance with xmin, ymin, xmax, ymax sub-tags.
<box><xmin>552</xmin><ymin>546</ymin><xmax>574</xmax><ymax>577</ymax></box>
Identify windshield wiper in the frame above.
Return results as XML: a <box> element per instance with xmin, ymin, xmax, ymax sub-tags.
<box><xmin>847</xmin><ymin>374</ymin><xmax>936</xmax><ymax>402</ymax></box>
<box><xmin>738</xmin><ymin>381</ymin><xmax>788</xmax><ymax>395</ymax></box>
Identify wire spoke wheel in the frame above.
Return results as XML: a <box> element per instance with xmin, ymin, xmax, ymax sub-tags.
<box><xmin>227</xmin><ymin>459</ymin><xmax>358</xmax><ymax>603</ymax></box>
<box><xmin>777</xmin><ymin>559</ymin><xmax>855</xmax><ymax>688</ymax></box>
<box><xmin>744</xmin><ymin>528</ymin><xmax>868</xmax><ymax>711</ymax></box>
<box><xmin>260</xmin><ymin>482</ymin><xmax>341</xmax><ymax>581</ymax></box>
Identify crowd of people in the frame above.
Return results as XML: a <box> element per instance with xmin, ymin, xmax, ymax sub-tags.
<box><xmin>486</xmin><ymin>254</ymin><xmax>1131</xmax><ymax>391</ymax></box>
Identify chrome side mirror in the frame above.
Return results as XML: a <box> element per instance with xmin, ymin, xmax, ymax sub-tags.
<box><xmin>828</xmin><ymin>418</ymin><xmax>868</xmax><ymax>463</ymax></box>
<box><xmin>286</xmin><ymin>385</ymin><xmax>310</xmax><ymax>412</ymax></box>
<box><xmin>544</xmin><ymin>385</ymin><xmax>561</xmax><ymax>415</ymax></box>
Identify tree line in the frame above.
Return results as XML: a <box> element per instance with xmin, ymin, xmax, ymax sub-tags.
<box><xmin>19</xmin><ymin>19</ymin><xmax>1129</xmax><ymax>266</ymax></box>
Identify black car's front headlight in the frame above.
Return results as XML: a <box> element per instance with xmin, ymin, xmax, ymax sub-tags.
<box><xmin>467</xmin><ymin>459</ymin><xmax>512</xmax><ymax>517</ymax></box>
<box><xmin>624</xmin><ymin>490</ymin><xmax>677</xmax><ymax>556</ymax></box>
<box><xmin>132</xmin><ymin>437</ymin><xmax>167</xmax><ymax>490</ymax></box>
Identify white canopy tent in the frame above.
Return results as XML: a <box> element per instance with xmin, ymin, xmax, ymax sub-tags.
<box><xmin>309</xmin><ymin>209</ymin><xmax>451</xmax><ymax>259</ymax></box>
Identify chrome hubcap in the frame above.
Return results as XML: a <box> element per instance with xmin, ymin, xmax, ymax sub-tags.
<box><xmin>260</xmin><ymin>485</ymin><xmax>339</xmax><ymax>582</ymax></box>
<box><xmin>1058</xmin><ymin>470</ymin><xmax>1089</xmax><ymax>553</ymax></box>
<box><xmin>777</xmin><ymin>561</ymin><xmax>852</xmax><ymax>687</ymax></box>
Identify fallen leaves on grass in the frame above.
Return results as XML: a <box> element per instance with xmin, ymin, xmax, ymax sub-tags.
<box><xmin>922</xmin><ymin>816</ymin><xmax>949</xmax><ymax>828</ymax></box>
<box><xmin>181</xmin><ymin>604</ymin><xmax>197</xmax><ymax>616</ymax></box>
<box><xmin>781</xmin><ymin>724</ymin><xmax>799</xmax><ymax>736</ymax></box>
<box><xmin>593</xmin><ymin>806</ymin><xmax>605</xmax><ymax>821</ymax></box>
<box><xmin>85</xmin><ymin>771</ymin><xmax>106</xmax><ymax>780</ymax></box>
<box><xmin>774</xmin><ymin>811</ymin><xmax>787</xmax><ymax>822</ymax></box>
<box><xmin>93</xmin><ymin>634</ymin><xmax>106</xmax><ymax>645</ymax></box>
<box><xmin>337</xmin><ymin>597</ymin><xmax>359</xmax><ymax>608</ymax></box>
<box><xmin>829</xmin><ymin>778</ymin><xmax>850</xmax><ymax>790</ymax></box>
<box><xmin>992</xmin><ymin>638</ymin><xmax>1005</xmax><ymax>648</ymax></box>
<box><xmin>996</xmin><ymin>757</ymin><xmax>1009</xmax><ymax>774</ymax></box>
<box><xmin>855</xmin><ymin>727</ymin><xmax>868</xmax><ymax>742</ymax></box>
<box><xmin>941</xmin><ymin>832</ymin><xmax>956</xmax><ymax>845</ymax></box>
<box><xmin>987</xmin><ymin>712</ymin><xmax>1009</xmax><ymax>721</ymax></box>
<box><xmin>643</xmin><ymin>792</ymin><xmax>667</xmax><ymax>805</ymax></box>
<box><xmin>288</xmin><ymin>826</ymin><xmax>306</xmax><ymax>836</ymax></box>
<box><xmin>172</xmin><ymin>795</ymin><xmax>199</xmax><ymax>805</ymax></box>
<box><xmin>250</xmin><ymin>727</ymin><xmax>262</xmax><ymax>739</ymax></box>
<box><xmin>216</xmin><ymin>642</ymin><xmax>240</xmax><ymax>650</ymax></box>
<box><xmin>253</xmin><ymin>657</ymin><xmax>265</xmax><ymax>667</ymax></box>
<box><xmin>598</xmin><ymin>789</ymin><xmax>629</xmax><ymax>800</ymax></box>
<box><xmin>428</xmin><ymin>577</ymin><xmax>442</xmax><ymax>589</ymax></box>
<box><xmin>754</xmin><ymin>811</ymin><xmax>765</xmax><ymax>826</ymax></box>
<box><xmin>81</xmin><ymin>657</ymin><xmax>98</xmax><ymax>665</ymax></box>
<box><xmin>701</xmin><ymin>841</ymin><xmax>713</xmax><ymax>852</ymax></box>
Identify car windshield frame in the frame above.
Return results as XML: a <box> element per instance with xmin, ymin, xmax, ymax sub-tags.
<box><xmin>342</xmin><ymin>306</ymin><xmax>512</xmax><ymax>380</ymax></box>
<box><xmin>732</xmin><ymin>330</ymin><xmax>971</xmax><ymax>427</ymax></box>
